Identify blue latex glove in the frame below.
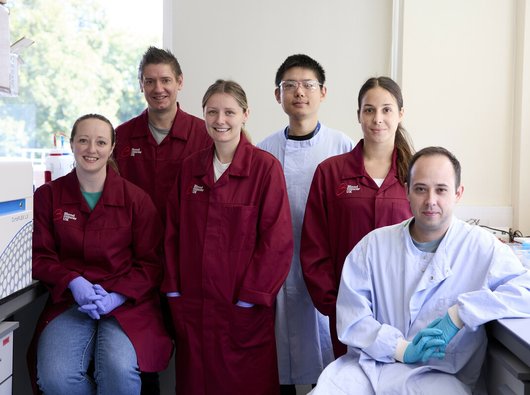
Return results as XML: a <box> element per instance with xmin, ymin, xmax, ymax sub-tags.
<box><xmin>68</xmin><ymin>276</ymin><xmax>102</xmax><ymax>306</ymax></box>
<box><xmin>403</xmin><ymin>328</ymin><xmax>446</xmax><ymax>364</ymax></box>
<box><xmin>78</xmin><ymin>303</ymin><xmax>101</xmax><ymax>320</ymax></box>
<box><xmin>92</xmin><ymin>284</ymin><xmax>127</xmax><ymax>315</ymax></box>
<box><xmin>427</xmin><ymin>312</ymin><xmax>460</xmax><ymax>345</ymax></box>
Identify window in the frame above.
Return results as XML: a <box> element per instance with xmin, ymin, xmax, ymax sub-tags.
<box><xmin>0</xmin><ymin>0</ymin><xmax>162</xmax><ymax>163</ymax></box>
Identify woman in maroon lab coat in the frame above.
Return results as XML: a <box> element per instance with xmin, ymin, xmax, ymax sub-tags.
<box><xmin>163</xmin><ymin>80</ymin><xmax>294</xmax><ymax>395</ymax></box>
<box><xmin>31</xmin><ymin>114</ymin><xmax>172</xmax><ymax>394</ymax></box>
<box><xmin>301</xmin><ymin>77</ymin><xmax>415</xmax><ymax>358</ymax></box>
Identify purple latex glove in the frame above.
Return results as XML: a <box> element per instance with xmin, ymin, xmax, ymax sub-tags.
<box><xmin>68</xmin><ymin>276</ymin><xmax>102</xmax><ymax>306</ymax></box>
<box><xmin>93</xmin><ymin>284</ymin><xmax>127</xmax><ymax>315</ymax></box>
<box><xmin>78</xmin><ymin>303</ymin><xmax>101</xmax><ymax>320</ymax></box>
<box><xmin>236</xmin><ymin>300</ymin><xmax>254</xmax><ymax>308</ymax></box>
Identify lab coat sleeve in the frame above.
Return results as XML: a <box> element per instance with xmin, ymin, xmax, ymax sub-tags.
<box><xmin>457</xmin><ymin>241</ymin><xmax>530</xmax><ymax>330</ymax></box>
<box><xmin>161</xmin><ymin>173</ymin><xmax>182</xmax><ymax>293</ymax></box>
<box><xmin>109</xmin><ymin>192</ymin><xmax>163</xmax><ymax>302</ymax></box>
<box><xmin>238</xmin><ymin>160</ymin><xmax>294</xmax><ymax>307</ymax></box>
<box><xmin>300</xmin><ymin>165</ymin><xmax>337</xmax><ymax>316</ymax></box>
<box><xmin>336</xmin><ymin>238</ymin><xmax>404</xmax><ymax>363</ymax></box>
<box><xmin>32</xmin><ymin>184</ymin><xmax>80</xmax><ymax>302</ymax></box>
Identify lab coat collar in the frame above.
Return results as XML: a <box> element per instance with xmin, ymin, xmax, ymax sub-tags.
<box><xmin>192</xmin><ymin>133</ymin><xmax>253</xmax><ymax>186</ymax></box>
<box><xmin>340</xmin><ymin>139</ymin><xmax>400</xmax><ymax>190</ymax></box>
<box><xmin>403</xmin><ymin>217</ymin><xmax>457</xmax><ymax>287</ymax></box>
<box><xmin>405</xmin><ymin>215</ymin><xmax>459</xmax><ymax>252</ymax></box>
<box><xmin>132</xmin><ymin>103</ymin><xmax>193</xmax><ymax>142</ymax></box>
<box><xmin>99</xmin><ymin>167</ymin><xmax>126</xmax><ymax>207</ymax></box>
<box><xmin>227</xmin><ymin>133</ymin><xmax>254</xmax><ymax>177</ymax></box>
<box><xmin>59</xmin><ymin>167</ymin><xmax>126</xmax><ymax>212</ymax></box>
<box><xmin>283</xmin><ymin>121</ymin><xmax>324</xmax><ymax>149</ymax></box>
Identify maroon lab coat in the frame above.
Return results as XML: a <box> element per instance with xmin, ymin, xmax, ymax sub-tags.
<box><xmin>115</xmin><ymin>104</ymin><xmax>212</xmax><ymax>219</ymax></box>
<box><xmin>163</xmin><ymin>134</ymin><xmax>293</xmax><ymax>395</ymax></box>
<box><xmin>31</xmin><ymin>168</ymin><xmax>172</xmax><ymax>374</ymax></box>
<box><xmin>300</xmin><ymin>139</ymin><xmax>412</xmax><ymax>356</ymax></box>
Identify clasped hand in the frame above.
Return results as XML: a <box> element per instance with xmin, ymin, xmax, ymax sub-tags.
<box><xmin>427</xmin><ymin>312</ymin><xmax>460</xmax><ymax>344</ymax></box>
<box><xmin>77</xmin><ymin>284</ymin><xmax>127</xmax><ymax>320</ymax></box>
<box><xmin>403</xmin><ymin>328</ymin><xmax>446</xmax><ymax>364</ymax></box>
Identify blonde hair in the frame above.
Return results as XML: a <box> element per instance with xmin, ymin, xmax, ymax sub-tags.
<box><xmin>202</xmin><ymin>79</ymin><xmax>251</xmax><ymax>141</ymax></box>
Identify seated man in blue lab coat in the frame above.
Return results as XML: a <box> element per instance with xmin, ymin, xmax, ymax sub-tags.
<box><xmin>310</xmin><ymin>146</ymin><xmax>530</xmax><ymax>395</ymax></box>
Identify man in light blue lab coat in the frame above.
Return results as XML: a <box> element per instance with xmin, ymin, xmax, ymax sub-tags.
<box><xmin>257</xmin><ymin>54</ymin><xmax>354</xmax><ymax>394</ymax></box>
<box><xmin>309</xmin><ymin>146</ymin><xmax>530</xmax><ymax>395</ymax></box>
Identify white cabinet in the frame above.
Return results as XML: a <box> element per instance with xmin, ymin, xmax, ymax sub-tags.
<box><xmin>0</xmin><ymin>322</ymin><xmax>18</xmax><ymax>395</ymax></box>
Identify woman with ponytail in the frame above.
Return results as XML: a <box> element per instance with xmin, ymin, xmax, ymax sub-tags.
<box><xmin>301</xmin><ymin>76</ymin><xmax>414</xmax><ymax>358</ymax></box>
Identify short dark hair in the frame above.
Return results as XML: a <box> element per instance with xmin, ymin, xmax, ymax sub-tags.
<box><xmin>407</xmin><ymin>146</ymin><xmax>462</xmax><ymax>190</ymax></box>
<box><xmin>138</xmin><ymin>46</ymin><xmax>182</xmax><ymax>81</ymax></box>
<box><xmin>274</xmin><ymin>54</ymin><xmax>326</xmax><ymax>87</ymax></box>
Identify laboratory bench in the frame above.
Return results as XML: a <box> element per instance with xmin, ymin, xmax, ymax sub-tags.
<box><xmin>0</xmin><ymin>281</ymin><xmax>46</xmax><ymax>322</ymax></box>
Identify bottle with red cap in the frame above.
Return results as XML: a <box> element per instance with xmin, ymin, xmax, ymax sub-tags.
<box><xmin>44</xmin><ymin>133</ymin><xmax>74</xmax><ymax>182</ymax></box>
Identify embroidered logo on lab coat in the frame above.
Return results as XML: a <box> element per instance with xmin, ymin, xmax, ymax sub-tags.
<box><xmin>62</xmin><ymin>212</ymin><xmax>77</xmax><ymax>222</ymax></box>
<box><xmin>118</xmin><ymin>146</ymin><xmax>131</xmax><ymax>159</ymax></box>
<box><xmin>187</xmin><ymin>184</ymin><xmax>205</xmax><ymax>195</ymax></box>
<box><xmin>336</xmin><ymin>182</ymin><xmax>360</xmax><ymax>196</ymax></box>
<box><xmin>130</xmin><ymin>148</ymin><xmax>142</xmax><ymax>157</ymax></box>
<box><xmin>54</xmin><ymin>209</ymin><xmax>77</xmax><ymax>222</ymax></box>
<box><xmin>117</xmin><ymin>146</ymin><xmax>142</xmax><ymax>159</ymax></box>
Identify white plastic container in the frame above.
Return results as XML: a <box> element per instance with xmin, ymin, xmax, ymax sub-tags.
<box><xmin>44</xmin><ymin>148</ymin><xmax>74</xmax><ymax>182</ymax></box>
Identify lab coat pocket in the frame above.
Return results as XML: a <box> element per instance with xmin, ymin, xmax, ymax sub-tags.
<box><xmin>230</xmin><ymin>304</ymin><xmax>274</xmax><ymax>349</ymax></box>
<box><xmin>222</xmin><ymin>205</ymin><xmax>258</xmax><ymax>252</ymax></box>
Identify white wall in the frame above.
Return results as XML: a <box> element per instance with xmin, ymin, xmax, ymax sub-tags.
<box><xmin>167</xmin><ymin>0</ymin><xmax>530</xmax><ymax>234</ymax></box>
<box><xmin>401</xmin><ymin>0</ymin><xmax>514</xmax><ymax>207</ymax></box>
<box><xmin>167</xmin><ymin>0</ymin><xmax>393</xmax><ymax>143</ymax></box>
<box><xmin>513</xmin><ymin>0</ymin><xmax>530</xmax><ymax>235</ymax></box>
<box><xmin>399</xmin><ymin>0</ymin><xmax>530</xmax><ymax>233</ymax></box>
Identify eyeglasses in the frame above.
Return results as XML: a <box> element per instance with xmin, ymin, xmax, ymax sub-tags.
<box><xmin>278</xmin><ymin>80</ymin><xmax>322</xmax><ymax>91</ymax></box>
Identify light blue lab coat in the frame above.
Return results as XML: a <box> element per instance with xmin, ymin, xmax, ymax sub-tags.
<box><xmin>257</xmin><ymin>124</ymin><xmax>354</xmax><ymax>384</ymax></box>
<box><xmin>310</xmin><ymin>217</ymin><xmax>530</xmax><ymax>394</ymax></box>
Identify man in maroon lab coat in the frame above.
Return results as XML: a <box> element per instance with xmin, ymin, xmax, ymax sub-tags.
<box><xmin>115</xmin><ymin>46</ymin><xmax>211</xmax><ymax>221</ymax></box>
<box><xmin>115</xmin><ymin>46</ymin><xmax>211</xmax><ymax>393</ymax></box>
